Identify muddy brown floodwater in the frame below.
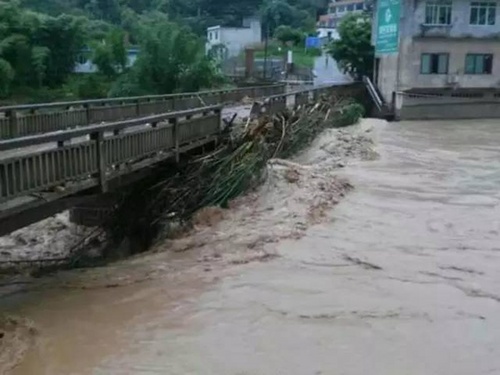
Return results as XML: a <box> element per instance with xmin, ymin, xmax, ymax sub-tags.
<box><xmin>3</xmin><ymin>118</ymin><xmax>500</xmax><ymax>375</ymax></box>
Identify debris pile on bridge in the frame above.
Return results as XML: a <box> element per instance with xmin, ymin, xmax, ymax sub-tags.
<box><xmin>103</xmin><ymin>95</ymin><xmax>364</xmax><ymax>254</ymax></box>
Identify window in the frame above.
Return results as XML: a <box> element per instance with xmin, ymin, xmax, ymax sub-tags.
<box><xmin>209</xmin><ymin>32</ymin><xmax>212</xmax><ymax>40</ymax></box>
<box><xmin>470</xmin><ymin>2</ymin><xmax>496</xmax><ymax>25</ymax></box>
<box><xmin>465</xmin><ymin>54</ymin><xmax>493</xmax><ymax>73</ymax></box>
<box><xmin>338</xmin><ymin>5</ymin><xmax>345</xmax><ymax>12</ymax></box>
<box><xmin>214</xmin><ymin>31</ymin><xmax>218</xmax><ymax>40</ymax></box>
<box><xmin>421</xmin><ymin>53</ymin><xmax>449</xmax><ymax>74</ymax></box>
<box><xmin>347</xmin><ymin>4</ymin><xmax>354</xmax><ymax>11</ymax></box>
<box><xmin>425</xmin><ymin>1</ymin><xmax>452</xmax><ymax>25</ymax></box>
<box><xmin>355</xmin><ymin>3</ymin><xmax>364</xmax><ymax>10</ymax></box>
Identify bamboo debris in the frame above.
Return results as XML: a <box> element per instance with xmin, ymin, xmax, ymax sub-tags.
<box><xmin>105</xmin><ymin>95</ymin><xmax>364</xmax><ymax>249</ymax></box>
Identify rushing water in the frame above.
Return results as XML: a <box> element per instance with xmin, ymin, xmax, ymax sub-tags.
<box><xmin>3</xmin><ymin>118</ymin><xmax>500</xmax><ymax>375</ymax></box>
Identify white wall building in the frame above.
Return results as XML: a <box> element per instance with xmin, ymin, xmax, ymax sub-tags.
<box><xmin>206</xmin><ymin>17</ymin><xmax>262</xmax><ymax>58</ymax></box>
<box><xmin>317</xmin><ymin>25</ymin><xmax>340</xmax><ymax>39</ymax></box>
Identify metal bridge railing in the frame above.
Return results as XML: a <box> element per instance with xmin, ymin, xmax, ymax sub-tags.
<box><xmin>0</xmin><ymin>85</ymin><xmax>285</xmax><ymax>140</ymax></box>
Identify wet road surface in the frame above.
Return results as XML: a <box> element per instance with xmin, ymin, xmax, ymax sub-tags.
<box><xmin>5</xmin><ymin>118</ymin><xmax>500</xmax><ymax>375</ymax></box>
<box><xmin>313</xmin><ymin>54</ymin><xmax>352</xmax><ymax>86</ymax></box>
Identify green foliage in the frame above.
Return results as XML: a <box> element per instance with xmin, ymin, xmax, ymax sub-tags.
<box><xmin>0</xmin><ymin>58</ymin><xmax>13</xmax><ymax>97</ymax></box>
<box><xmin>261</xmin><ymin>0</ymin><xmax>314</xmax><ymax>36</ymax></box>
<box><xmin>328</xmin><ymin>13</ymin><xmax>374</xmax><ymax>79</ymax></box>
<box><xmin>117</xmin><ymin>22</ymin><xmax>222</xmax><ymax>95</ymax></box>
<box><xmin>92</xmin><ymin>29</ymin><xmax>127</xmax><ymax>77</ymax></box>
<box><xmin>254</xmin><ymin>42</ymin><xmax>317</xmax><ymax>68</ymax></box>
<box><xmin>71</xmin><ymin>74</ymin><xmax>111</xmax><ymax>98</ymax></box>
<box><xmin>83</xmin><ymin>0</ymin><xmax>122</xmax><ymax>23</ymax></box>
<box><xmin>35</xmin><ymin>14</ymin><xmax>86</xmax><ymax>86</ymax></box>
<box><xmin>307</xmin><ymin>47</ymin><xmax>322</xmax><ymax>57</ymax></box>
<box><xmin>108</xmin><ymin>72</ymin><xmax>145</xmax><ymax>97</ymax></box>
<box><xmin>336</xmin><ymin>102</ymin><xmax>365</xmax><ymax>126</ymax></box>
<box><xmin>274</xmin><ymin>25</ymin><xmax>304</xmax><ymax>46</ymax></box>
<box><xmin>0</xmin><ymin>1</ymin><xmax>85</xmax><ymax>94</ymax></box>
<box><xmin>5</xmin><ymin>0</ymin><xmax>329</xmax><ymax>102</ymax></box>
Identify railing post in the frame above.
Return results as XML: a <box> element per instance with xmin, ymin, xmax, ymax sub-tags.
<box><xmin>135</xmin><ymin>99</ymin><xmax>141</xmax><ymax>117</ymax></box>
<box><xmin>6</xmin><ymin>110</ymin><xmax>18</xmax><ymax>138</ymax></box>
<box><xmin>84</xmin><ymin>104</ymin><xmax>91</xmax><ymax>125</ymax></box>
<box><xmin>91</xmin><ymin>130</ymin><xmax>108</xmax><ymax>193</ymax></box>
<box><xmin>172</xmin><ymin>117</ymin><xmax>179</xmax><ymax>163</ymax></box>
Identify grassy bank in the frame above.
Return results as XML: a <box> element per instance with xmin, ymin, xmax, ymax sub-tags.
<box><xmin>253</xmin><ymin>44</ymin><xmax>322</xmax><ymax>68</ymax></box>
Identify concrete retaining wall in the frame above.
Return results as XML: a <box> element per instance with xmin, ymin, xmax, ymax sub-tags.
<box><xmin>399</xmin><ymin>91</ymin><xmax>500</xmax><ymax>120</ymax></box>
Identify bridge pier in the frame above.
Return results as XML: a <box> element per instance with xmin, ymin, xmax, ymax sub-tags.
<box><xmin>69</xmin><ymin>194</ymin><xmax>118</xmax><ymax>227</ymax></box>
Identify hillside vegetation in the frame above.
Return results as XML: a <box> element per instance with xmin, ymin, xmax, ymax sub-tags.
<box><xmin>0</xmin><ymin>0</ymin><xmax>328</xmax><ymax>103</ymax></box>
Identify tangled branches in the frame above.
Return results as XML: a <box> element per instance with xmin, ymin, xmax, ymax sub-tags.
<box><xmin>104</xmin><ymin>95</ymin><xmax>364</xmax><ymax>253</ymax></box>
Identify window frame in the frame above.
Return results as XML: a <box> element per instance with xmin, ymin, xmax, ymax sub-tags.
<box><xmin>424</xmin><ymin>0</ymin><xmax>453</xmax><ymax>25</ymax></box>
<box><xmin>420</xmin><ymin>53</ymin><xmax>450</xmax><ymax>74</ymax></box>
<box><xmin>464</xmin><ymin>53</ymin><xmax>494</xmax><ymax>74</ymax></box>
<box><xmin>469</xmin><ymin>1</ymin><xmax>497</xmax><ymax>25</ymax></box>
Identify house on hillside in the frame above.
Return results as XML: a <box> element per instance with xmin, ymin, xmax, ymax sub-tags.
<box><xmin>206</xmin><ymin>17</ymin><xmax>262</xmax><ymax>59</ymax></box>
<box><xmin>317</xmin><ymin>0</ymin><xmax>368</xmax><ymax>43</ymax></box>
<box><xmin>74</xmin><ymin>48</ymin><xmax>139</xmax><ymax>73</ymax></box>
<box><xmin>372</xmin><ymin>0</ymin><xmax>500</xmax><ymax>119</ymax></box>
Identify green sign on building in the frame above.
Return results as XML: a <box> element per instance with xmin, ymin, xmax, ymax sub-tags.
<box><xmin>376</xmin><ymin>0</ymin><xmax>401</xmax><ymax>55</ymax></box>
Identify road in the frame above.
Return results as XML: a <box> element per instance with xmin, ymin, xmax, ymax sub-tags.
<box><xmin>313</xmin><ymin>53</ymin><xmax>352</xmax><ymax>86</ymax></box>
<box><xmin>4</xmin><ymin>118</ymin><xmax>500</xmax><ymax>375</ymax></box>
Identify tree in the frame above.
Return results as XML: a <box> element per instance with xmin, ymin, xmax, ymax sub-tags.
<box><xmin>328</xmin><ymin>13</ymin><xmax>374</xmax><ymax>79</ymax></box>
<box><xmin>261</xmin><ymin>0</ymin><xmax>317</xmax><ymax>36</ymax></box>
<box><xmin>110</xmin><ymin>21</ymin><xmax>221</xmax><ymax>96</ymax></box>
<box><xmin>92</xmin><ymin>28</ymin><xmax>127</xmax><ymax>76</ymax></box>
<box><xmin>0</xmin><ymin>1</ymin><xmax>86</xmax><ymax>95</ymax></box>
<box><xmin>33</xmin><ymin>14</ymin><xmax>86</xmax><ymax>86</ymax></box>
<box><xmin>0</xmin><ymin>58</ymin><xmax>14</xmax><ymax>97</ymax></box>
<box><xmin>84</xmin><ymin>0</ymin><xmax>122</xmax><ymax>23</ymax></box>
<box><xmin>274</xmin><ymin>25</ymin><xmax>304</xmax><ymax>46</ymax></box>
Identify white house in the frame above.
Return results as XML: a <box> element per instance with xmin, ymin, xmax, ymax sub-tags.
<box><xmin>317</xmin><ymin>0</ymin><xmax>368</xmax><ymax>42</ymax></box>
<box><xmin>206</xmin><ymin>17</ymin><xmax>262</xmax><ymax>58</ymax></box>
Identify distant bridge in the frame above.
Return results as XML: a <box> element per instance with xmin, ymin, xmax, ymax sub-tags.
<box><xmin>0</xmin><ymin>83</ymin><xmax>364</xmax><ymax>236</ymax></box>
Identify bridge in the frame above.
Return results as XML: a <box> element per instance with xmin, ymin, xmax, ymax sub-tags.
<box><xmin>0</xmin><ymin>83</ymin><xmax>364</xmax><ymax>236</ymax></box>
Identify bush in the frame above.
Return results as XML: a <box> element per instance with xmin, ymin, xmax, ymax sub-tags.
<box><xmin>274</xmin><ymin>25</ymin><xmax>304</xmax><ymax>46</ymax></box>
<box><xmin>108</xmin><ymin>72</ymin><xmax>146</xmax><ymax>97</ymax></box>
<box><xmin>64</xmin><ymin>74</ymin><xmax>112</xmax><ymax>99</ymax></box>
<box><xmin>336</xmin><ymin>102</ymin><xmax>365</xmax><ymax>126</ymax></box>
<box><xmin>306</xmin><ymin>47</ymin><xmax>322</xmax><ymax>57</ymax></box>
<box><xmin>328</xmin><ymin>14</ymin><xmax>374</xmax><ymax>79</ymax></box>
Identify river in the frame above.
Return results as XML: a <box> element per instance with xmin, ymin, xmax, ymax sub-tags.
<box><xmin>3</xmin><ymin>118</ymin><xmax>500</xmax><ymax>375</ymax></box>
